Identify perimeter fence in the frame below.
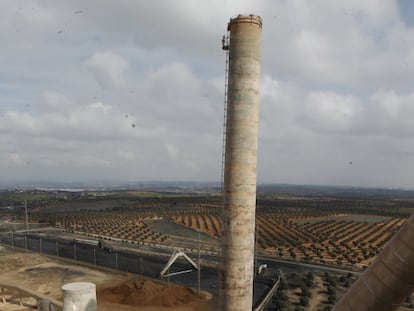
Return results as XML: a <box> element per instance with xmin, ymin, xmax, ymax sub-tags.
<box><xmin>0</xmin><ymin>233</ymin><xmax>169</xmax><ymax>279</ymax></box>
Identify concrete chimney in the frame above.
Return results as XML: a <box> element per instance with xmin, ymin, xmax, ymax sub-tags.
<box><xmin>334</xmin><ymin>211</ymin><xmax>414</xmax><ymax>310</ymax></box>
<box><xmin>219</xmin><ymin>14</ymin><xmax>262</xmax><ymax>311</ymax></box>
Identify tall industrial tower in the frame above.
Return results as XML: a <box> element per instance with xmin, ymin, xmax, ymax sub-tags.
<box><xmin>334</xmin><ymin>211</ymin><xmax>414</xmax><ymax>310</ymax></box>
<box><xmin>219</xmin><ymin>14</ymin><xmax>262</xmax><ymax>311</ymax></box>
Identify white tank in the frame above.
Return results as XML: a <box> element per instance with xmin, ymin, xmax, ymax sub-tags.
<box><xmin>62</xmin><ymin>282</ymin><xmax>96</xmax><ymax>311</ymax></box>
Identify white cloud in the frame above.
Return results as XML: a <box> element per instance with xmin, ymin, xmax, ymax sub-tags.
<box><xmin>39</xmin><ymin>91</ymin><xmax>75</xmax><ymax>113</ymax></box>
<box><xmin>84</xmin><ymin>51</ymin><xmax>130</xmax><ymax>90</ymax></box>
<box><xmin>303</xmin><ymin>91</ymin><xmax>361</xmax><ymax>133</ymax></box>
<box><xmin>7</xmin><ymin>152</ymin><xmax>22</xmax><ymax>164</ymax></box>
<box><xmin>118</xmin><ymin>150</ymin><xmax>135</xmax><ymax>161</ymax></box>
<box><xmin>165</xmin><ymin>143</ymin><xmax>179</xmax><ymax>159</ymax></box>
<box><xmin>88</xmin><ymin>102</ymin><xmax>113</xmax><ymax>114</ymax></box>
<box><xmin>362</xmin><ymin>89</ymin><xmax>414</xmax><ymax>137</ymax></box>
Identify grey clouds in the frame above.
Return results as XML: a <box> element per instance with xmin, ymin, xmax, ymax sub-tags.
<box><xmin>1</xmin><ymin>0</ymin><xmax>414</xmax><ymax>188</ymax></box>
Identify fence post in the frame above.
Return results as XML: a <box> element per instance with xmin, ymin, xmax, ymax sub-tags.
<box><xmin>198</xmin><ymin>231</ymin><xmax>201</xmax><ymax>295</ymax></box>
<box><xmin>18</xmin><ymin>290</ymin><xmax>22</xmax><ymax>306</ymax></box>
<box><xmin>38</xmin><ymin>299</ymin><xmax>51</xmax><ymax>311</ymax></box>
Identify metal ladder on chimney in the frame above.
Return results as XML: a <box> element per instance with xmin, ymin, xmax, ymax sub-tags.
<box><xmin>218</xmin><ymin>33</ymin><xmax>230</xmax><ymax>274</ymax></box>
<box><xmin>221</xmin><ymin>32</ymin><xmax>230</xmax><ymax>194</ymax></box>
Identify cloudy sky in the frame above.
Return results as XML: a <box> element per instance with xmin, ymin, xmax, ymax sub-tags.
<box><xmin>1</xmin><ymin>0</ymin><xmax>414</xmax><ymax>189</ymax></box>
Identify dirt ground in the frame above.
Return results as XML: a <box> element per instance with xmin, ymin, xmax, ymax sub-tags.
<box><xmin>97</xmin><ymin>280</ymin><xmax>213</xmax><ymax>311</ymax></box>
<box><xmin>0</xmin><ymin>247</ymin><xmax>213</xmax><ymax>311</ymax></box>
<box><xmin>307</xmin><ymin>276</ymin><xmax>325</xmax><ymax>311</ymax></box>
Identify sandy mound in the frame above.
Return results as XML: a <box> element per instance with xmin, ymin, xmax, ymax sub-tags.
<box><xmin>98</xmin><ymin>280</ymin><xmax>206</xmax><ymax>308</ymax></box>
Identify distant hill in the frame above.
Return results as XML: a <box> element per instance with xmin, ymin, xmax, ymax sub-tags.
<box><xmin>2</xmin><ymin>181</ymin><xmax>414</xmax><ymax>199</ymax></box>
